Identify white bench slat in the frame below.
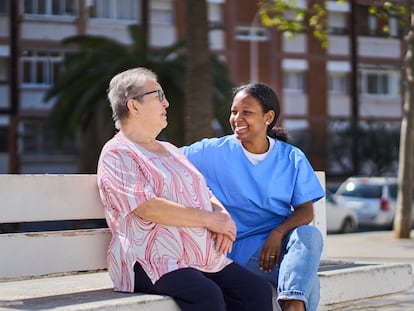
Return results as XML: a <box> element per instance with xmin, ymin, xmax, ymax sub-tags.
<box><xmin>0</xmin><ymin>228</ymin><xmax>111</xmax><ymax>280</ymax></box>
<box><xmin>0</xmin><ymin>174</ymin><xmax>104</xmax><ymax>223</ymax></box>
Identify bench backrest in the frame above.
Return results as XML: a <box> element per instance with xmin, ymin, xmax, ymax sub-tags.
<box><xmin>0</xmin><ymin>175</ymin><xmax>110</xmax><ymax>280</ymax></box>
<box><xmin>0</xmin><ymin>172</ymin><xmax>326</xmax><ymax>281</ymax></box>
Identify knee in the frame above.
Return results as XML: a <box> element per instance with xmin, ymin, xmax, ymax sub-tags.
<box><xmin>240</xmin><ymin>279</ymin><xmax>273</xmax><ymax>310</ymax></box>
<box><xmin>292</xmin><ymin>225</ymin><xmax>323</xmax><ymax>252</ymax></box>
<box><xmin>199</xmin><ymin>282</ymin><xmax>226</xmax><ymax>309</ymax></box>
<box><xmin>251</xmin><ymin>277</ymin><xmax>273</xmax><ymax>300</ymax></box>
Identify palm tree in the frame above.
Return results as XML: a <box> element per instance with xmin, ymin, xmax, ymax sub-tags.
<box><xmin>45</xmin><ymin>25</ymin><xmax>234</xmax><ymax>172</ymax></box>
<box><xmin>44</xmin><ymin>25</ymin><xmax>187</xmax><ymax>172</ymax></box>
<box><xmin>184</xmin><ymin>0</ymin><xmax>215</xmax><ymax>143</ymax></box>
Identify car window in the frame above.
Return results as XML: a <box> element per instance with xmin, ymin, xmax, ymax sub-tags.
<box><xmin>337</xmin><ymin>183</ymin><xmax>382</xmax><ymax>198</ymax></box>
<box><xmin>326</xmin><ymin>191</ymin><xmax>336</xmax><ymax>204</ymax></box>
<box><xmin>388</xmin><ymin>184</ymin><xmax>398</xmax><ymax>199</ymax></box>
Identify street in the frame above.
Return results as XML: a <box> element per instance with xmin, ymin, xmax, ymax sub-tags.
<box><xmin>324</xmin><ymin>230</ymin><xmax>414</xmax><ymax>310</ymax></box>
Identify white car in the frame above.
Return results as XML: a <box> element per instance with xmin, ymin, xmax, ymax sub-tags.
<box><xmin>326</xmin><ymin>190</ymin><xmax>358</xmax><ymax>233</ymax></box>
<box><xmin>334</xmin><ymin>177</ymin><xmax>414</xmax><ymax>229</ymax></box>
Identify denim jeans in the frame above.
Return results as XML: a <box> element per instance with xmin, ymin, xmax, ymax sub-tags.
<box><xmin>245</xmin><ymin>225</ymin><xmax>323</xmax><ymax>311</ymax></box>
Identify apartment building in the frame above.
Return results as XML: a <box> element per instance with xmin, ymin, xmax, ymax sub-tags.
<box><xmin>0</xmin><ymin>0</ymin><xmax>406</xmax><ymax>176</ymax></box>
<box><xmin>224</xmin><ymin>0</ymin><xmax>405</xmax><ymax>175</ymax></box>
<box><xmin>0</xmin><ymin>0</ymin><xmax>226</xmax><ymax>173</ymax></box>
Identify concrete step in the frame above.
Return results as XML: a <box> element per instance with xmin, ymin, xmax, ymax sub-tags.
<box><xmin>0</xmin><ymin>260</ymin><xmax>412</xmax><ymax>311</ymax></box>
<box><xmin>318</xmin><ymin>260</ymin><xmax>414</xmax><ymax>309</ymax></box>
<box><xmin>0</xmin><ymin>272</ymin><xmax>179</xmax><ymax>311</ymax></box>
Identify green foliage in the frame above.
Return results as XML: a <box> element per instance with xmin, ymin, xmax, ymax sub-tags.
<box><xmin>368</xmin><ymin>1</ymin><xmax>407</xmax><ymax>36</ymax></box>
<box><xmin>44</xmin><ymin>25</ymin><xmax>187</xmax><ymax>144</ymax></box>
<box><xmin>260</xmin><ymin>0</ymin><xmax>407</xmax><ymax>47</ymax></box>
<box><xmin>259</xmin><ymin>0</ymin><xmax>328</xmax><ymax>47</ymax></box>
<box><xmin>288</xmin><ymin>120</ymin><xmax>400</xmax><ymax>176</ymax></box>
<box><xmin>44</xmin><ymin>24</ymin><xmax>235</xmax><ymax>166</ymax></box>
<box><xmin>210</xmin><ymin>55</ymin><xmax>234</xmax><ymax>135</ymax></box>
<box><xmin>309</xmin><ymin>3</ymin><xmax>328</xmax><ymax>49</ymax></box>
<box><xmin>260</xmin><ymin>0</ymin><xmax>306</xmax><ymax>39</ymax></box>
<box><xmin>327</xmin><ymin>121</ymin><xmax>400</xmax><ymax>176</ymax></box>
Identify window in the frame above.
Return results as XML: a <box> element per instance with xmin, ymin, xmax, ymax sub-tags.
<box><xmin>359</xmin><ymin>71</ymin><xmax>391</xmax><ymax>95</ymax></box>
<box><xmin>358</xmin><ymin>5</ymin><xmax>402</xmax><ymax>38</ymax></box>
<box><xmin>367</xmin><ymin>73</ymin><xmax>389</xmax><ymax>94</ymax></box>
<box><xmin>338</xmin><ymin>182</ymin><xmax>383</xmax><ymax>198</ymax></box>
<box><xmin>0</xmin><ymin>58</ymin><xmax>7</xmax><ymax>83</ymax></box>
<box><xmin>0</xmin><ymin>0</ymin><xmax>8</xmax><ymax>15</ymax></box>
<box><xmin>23</xmin><ymin>0</ymin><xmax>77</xmax><ymax>16</ymax></box>
<box><xmin>0</xmin><ymin>126</ymin><xmax>7</xmax><ymax>152</ymax></box>
<box><xmin>283</xmin><ymin>71</ymin><xmax>306</xmax><ymax>92</ymax></box>
<box><xmin>151</xmin><ymin>0</ymin><xmax>173</xmax><ymax>25</ymax></box>
<box><xmin>21</xmin><ymin>120</ymin><xmax>76</xmax><ymax>155</ymax></box>
<box><xmin>21</xmin><ymin>50</ymin><xmax>64</xmax><ymax>87</ymax></box>
<box><xmin>389</xmin><ymin>14</ymin><xmax>399</xmax><ymax>37</ymax></box>
<box><xmin>367</xmin><ymin>14</ymin><xmax>377</xmax><ymax>35</ymax></box>
<box><xmin>328</xmin><ymin>11</ymin><xmax>348</xmax><ymax>35</ymax></box>
<box><xmin>90</xmin><ymin>0</ymin><xmax>139</xmax><ymax>21</ymax></box>
<box><xmin>235</xmin><ymin>27</ymin><xmax>270</xmax><ymax>41</ymax></box>
<box><xmin>329</xmin><ymin>73</ymin><xmax>348</xmax><ymax>94</ymax></box>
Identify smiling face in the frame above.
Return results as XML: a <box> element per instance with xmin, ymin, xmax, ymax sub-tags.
<box><xmin>229</xmin><ymin>90</ymin><xmax>275</xmax><ymax>146</ymax></box>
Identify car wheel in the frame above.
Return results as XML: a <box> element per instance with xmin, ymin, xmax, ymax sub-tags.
<box><xmin>386</xmin><ymin>218</ymin><xmax>394</xmax><ymax>230</ymax></box>
<box><xmin>341</xmin><ymin>217</ymin><xmax>356</xmax><ymax>233</ymax></box>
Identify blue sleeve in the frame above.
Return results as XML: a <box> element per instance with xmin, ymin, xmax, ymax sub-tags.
<box><xmin>180</xmin><ymin>141</ymin><xmax>207</xmax><ymax>172</ymax></box>
<box><xmin>292</xmin><ymin>153</ymin><xmax>325</xmax><ymax>207</ymax></box>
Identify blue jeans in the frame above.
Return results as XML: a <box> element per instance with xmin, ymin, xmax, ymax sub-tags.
<box><xmin>245</xmin><ymin>225</ymin><xmax>323</xmax><ymax>311</ymax></box>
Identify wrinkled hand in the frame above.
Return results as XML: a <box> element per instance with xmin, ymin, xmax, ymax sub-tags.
<box><xmin>211</xmin><ymin>233</ymin><xmax>233</xmax><ymax>254</ymax></box>
<box><xmin>207</xmin><ymin>212</ymin><xmax>237</xmax><ymax>241</ymax></box>
<box><xmin>260</xmin><ymin>229</ymin><xmax>284</xmax><ymax>273</ymax></box>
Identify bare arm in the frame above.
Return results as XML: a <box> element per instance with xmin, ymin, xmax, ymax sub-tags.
<box><xmin>273</xmin><ymin>201</ymin><xmax>314</xmax><ymax>236</ymax></box>
<box><xmin>260</xmin><ymin>201</ymin><xmax>314</xmax><ymax>272</ymax></box>
<box><xmin>210</xmin><ymin>195</ymin><xmax>230</xmax><ymax>214</ymax></box>
<box><xmin>133</xmin><ymin>197</ymin><xmax>236</xmax><ymax>241</ymax></box>
<box><xmin>210</xmin><ymin>194</ymin><xmax>235</xmax><ymax>254</ymax></box>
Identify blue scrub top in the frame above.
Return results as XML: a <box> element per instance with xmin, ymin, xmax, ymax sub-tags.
<box><xmin>181</xmin><ymin>135</ymin><xmax>324</xmax><ymax>265</ymax></box>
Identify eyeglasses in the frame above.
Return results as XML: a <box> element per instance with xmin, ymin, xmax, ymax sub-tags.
<box><xmin>134</xmin><ymin>90</ymin><xmax>165</xmax><ymax>103</ymax></box>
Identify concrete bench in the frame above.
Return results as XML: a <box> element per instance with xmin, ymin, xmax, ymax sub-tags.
<box><xmin>0</xmin><ymin>173</ymin><xmax>412</xmax><ymax>311</ymax></box>
<box><xmin>0</xmin><ymin>172</ymin><xmax>325</xmax><ymax>311</ymax></box>
<box><xmin>0</xmin><ymin>173</ymin><xmax>326</xmax><ymax>279</ymax></box>
<box><xmin>0</xmin><ymin>174</ymin><xmax>180</xmax><ymax>310</ymax></box>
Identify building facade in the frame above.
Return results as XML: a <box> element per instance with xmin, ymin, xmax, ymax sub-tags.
<box><xmin>224</xmin><ymin>0</ymin><xmax>405</xmax><ymax>176</ymax></box>
<box><xmin>0</xmin><ymin>0</ymin><xmax>406</xmax><ymax>177</ymax></box>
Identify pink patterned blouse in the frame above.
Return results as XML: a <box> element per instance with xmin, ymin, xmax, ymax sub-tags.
<box><xmin>97</xmin><ymin>132</ymin><xmax>232</xmax><ymax>292</ymax></box>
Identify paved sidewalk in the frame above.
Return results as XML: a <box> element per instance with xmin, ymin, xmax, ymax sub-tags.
<box><xmin>1</xmin><ymin>230</ymin><xmax>412</xmax><ymax>311</ymax></box>
<box><xmin>324</xmin><ymin>230</ymin><xmax>414</xmax><ymax>310</ymax></box>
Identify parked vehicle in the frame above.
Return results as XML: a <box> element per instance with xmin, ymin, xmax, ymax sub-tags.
<box><xmin>326</xmin><ymin>190</ymin><xmax>358</xmax><ymax>233</ymax></box>
<box><xmin>334</xmin><ymin>177</ymin><xmax>414</xmax><ymax>229</ymax></box>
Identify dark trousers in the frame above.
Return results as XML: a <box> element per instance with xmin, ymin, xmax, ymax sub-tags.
<box><xmin>134</xmin><ymin>262</ymin><xmax>273</xmax><ymax>311</ymax></box>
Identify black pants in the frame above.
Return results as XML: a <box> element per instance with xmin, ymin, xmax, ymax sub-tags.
<box><xmin>134</xmin><ymin>262</ymin><xmax>273</xmax><ymax>311</ymax></box>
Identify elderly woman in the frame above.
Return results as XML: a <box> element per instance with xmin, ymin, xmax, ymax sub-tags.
<box><xmin>181</xmin><ymin>83</ymin><xmax>325</xmax><ymax>311</ymax></box>
<box><xmin>96</xmin><ymin>68</ymin><xmax>273</xmax><ymax>311</ymax></box>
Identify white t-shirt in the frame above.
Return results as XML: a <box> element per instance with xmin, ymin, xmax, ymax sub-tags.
<box><xmin>241</xmin><ymin>137</ymin><xmax>275</xmax><ymax>165</ymax></box>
